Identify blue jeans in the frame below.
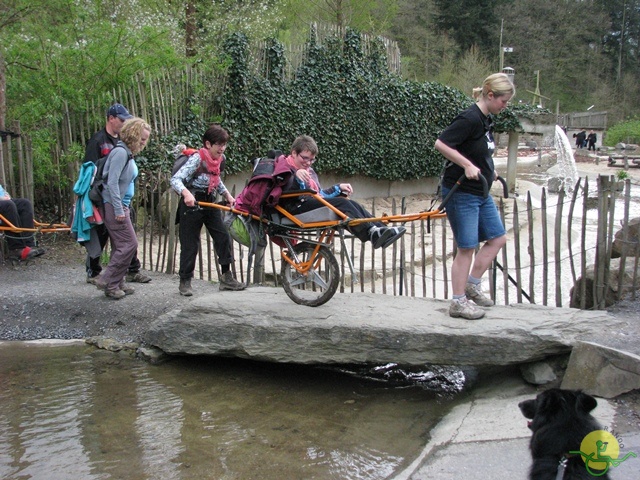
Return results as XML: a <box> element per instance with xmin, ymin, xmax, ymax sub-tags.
<box><xmin>442</xmin><ymin>187</ymin><xmax>505</xmax><ymax>249</ymax></box>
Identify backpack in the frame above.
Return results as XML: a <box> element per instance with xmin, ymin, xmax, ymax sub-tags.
<box><xmin>170</xmin><ymin>146</ymin><xmax>224</xmax><ymax>194</ymax></box>
<box><xmin>88</xmin><ymin>141</ymin><xmax>132</xmax><ymax>204</ymax></box>
<box><xmin>171</xmin><ymin>147</ymin><xmax>198</xmax><ymax>176</ymax></box>
<box><xmin>234</xmin><ymin>149</ymin><xmax>291</xmax><ymax>217</ymax></box>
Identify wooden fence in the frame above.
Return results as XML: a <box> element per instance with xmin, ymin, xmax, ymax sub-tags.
<box><xmin>126</xmin><ymin>172</ymin><xmax>638</xmax><ymax>310</ymax></box>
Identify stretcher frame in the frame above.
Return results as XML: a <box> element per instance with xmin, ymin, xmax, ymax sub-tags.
<box><xmin>198</xmin><ymin>174</ymin><xmax>503</xmax><ymax>306</ymax></box>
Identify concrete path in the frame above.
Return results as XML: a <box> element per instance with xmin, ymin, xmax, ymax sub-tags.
<box><xmin>392</xmin><ymin>371</ymin><xmax>640</xmax><ymax>480</ymax></box>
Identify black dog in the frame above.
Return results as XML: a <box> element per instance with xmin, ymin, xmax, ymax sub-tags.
<box><xmin>518</xmin><ymin>388</ymin><xmax>610</xmax><ymax>479</ymax></box>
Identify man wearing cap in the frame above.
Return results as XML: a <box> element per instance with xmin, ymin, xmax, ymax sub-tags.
<box><xmin>83</xmin><ymin>103</ymin><xmax>151</xmax><ymax>284</ymax></box>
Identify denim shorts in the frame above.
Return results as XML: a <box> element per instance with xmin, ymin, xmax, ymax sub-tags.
<box><xmin>442</xmin><ymin>186</ymin><xmax>506</xmax><ymax>249</ymax></box>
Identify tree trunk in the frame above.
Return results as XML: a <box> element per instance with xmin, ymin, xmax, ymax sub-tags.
<box><xmin>185</xmin><ymin>1</ymin><xmax>197</xmax><ymax>57</ymax></box>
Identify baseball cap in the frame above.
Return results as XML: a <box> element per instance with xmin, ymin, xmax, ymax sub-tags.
<box><xmin>107</xmin><ymin>103</ymin><xmax>133</xmax><ymax>120</ymax></box>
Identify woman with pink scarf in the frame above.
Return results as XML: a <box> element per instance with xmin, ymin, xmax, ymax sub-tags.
<box><xmin>170</xmin><ymin>124</ymin><xmax>245</xmax><ymax>296</ymax></box>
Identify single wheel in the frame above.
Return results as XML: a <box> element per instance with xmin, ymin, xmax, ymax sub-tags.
<box><xmin>281</xmin><ymin>242</ymin><xmax>340</xmax><ymax>307</ymax></box>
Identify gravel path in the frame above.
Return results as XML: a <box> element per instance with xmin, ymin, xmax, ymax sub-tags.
<box><xmin>1</xmin><ymin>236</ymin><xmax>217</xmax><ymax>343</ymax></box>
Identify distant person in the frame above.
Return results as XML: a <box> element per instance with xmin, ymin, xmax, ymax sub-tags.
<box><xmin>94</xmin><ymin>118</ymin><xmax>150</xmax><ymax>299</ymax></box>
<box><xmin>576</xmin><ymin>130</ymin><xmax>587</xmax><ymax>149</ymax></box>
<box><xmin>587</xmin><ymin>130</ymin><xmax>597</xmax><ymax>151</ymax></box>
<box><xmin>280</xmin><ymin>135</ymin><xmax>406</xmax><ymax>249</ymax></box>
<box><xmin>434</xmin><ymin>72</ymin><xmax>515</xmax><ymax>320</ymax></box>
<box><xmin>0</xmin><ymin>184</ymin><xmax>45</xmax><ymax>261</ymax></box>
<box><xmin>170</xmin><ymin>124</ymin><xmax>245</xmax><ymax>296</ymax></box>
<box><xmin>83</xmin><ymin>103</ymin><xmax>151</xmax><ymax>285</ymax></box>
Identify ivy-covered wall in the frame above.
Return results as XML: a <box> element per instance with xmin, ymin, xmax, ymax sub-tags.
<box><xmin>142</xmin><ymin>28</ymin><xmax>529</xmax><ymax>181</ymax></box>
<box><xmin>220</xmin><ymin>29</ymin><xmax>473</xmax><ymax>180</ymax></box>
<box><xmin>218</xmin><ymin>29</ymin><xmax>529</xmax><ymax>181</ymax></box>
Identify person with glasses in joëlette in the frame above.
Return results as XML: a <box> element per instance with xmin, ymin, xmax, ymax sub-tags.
<box><xmin>280</xmin><ymin>135</ymin><xmax>405</xmax><ymax>250</ymax></box>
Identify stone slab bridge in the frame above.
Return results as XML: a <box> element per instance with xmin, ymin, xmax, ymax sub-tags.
<box><xmin>143</xmin><ymin>287</ymin><xmax>640</xmax><ymax>398</ymax></box>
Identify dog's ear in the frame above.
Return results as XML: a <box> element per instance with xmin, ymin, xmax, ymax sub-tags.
<box><xmin>575</xmin><ymin>391</ymin><xmax>598</xmax><ymax>414</ymax></box>
<box><xmin>536</xmin><ymin>388</ymin><xmax>563</xmax><ymax>415</ymax></box>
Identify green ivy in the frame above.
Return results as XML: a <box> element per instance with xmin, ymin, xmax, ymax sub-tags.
<box><xmin>217</xmin><ymin>30</ymin><xmax>536</xmax><ymax>181</ymax></box>
<box><xmin>140</xmin><ymin>30</ymin><xmax>545</xmax><ymax>182</ymax></box>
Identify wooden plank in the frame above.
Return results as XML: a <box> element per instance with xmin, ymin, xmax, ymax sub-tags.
<box><xmin>527</xmin><ymin>192</ymin><xmax>536</xmax><ymax>304</ymax></box>
<box><xmin>512</xmin><ymin>199</ymin><xmax>523</xmax><ymax>303</ymax></box>
<box><xmin>554</xmin><ymin>187</ymin><xmax>565</xmax><ymax>307</ymax></box>
<box><xmin>616</xmin><ymin>179</ymin><xmax>631</xmax><ymax>302</ymax></box>
<box><xmin>541</xmin><ymin>188</ymin><xmax>548</xmax><ymax>305</ymax></box>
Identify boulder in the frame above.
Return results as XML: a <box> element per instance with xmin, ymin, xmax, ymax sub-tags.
<box><xmin>570</xmin><ymin>257</ymin><xmax>640</xmax><ymax>309</ymax></box>
<box><xmin>520</xmin><ymin>360</ymin><xmax>559</xmax><ymax>385</ymax></box>
<box><xmin>611</xmin><ymin>217</ymin><xmax>640</xmax><ymax>258</ymax></box>
<box><xmin>547</xmin><ymin>177</ymin><xmax>564</xmax><ymax>194</ymax></box>
<box><xmin>561</xmin><ymin>341</ymin><xmax>640</xmax><ymax>398</ymax></box>
<box><xmin>144</xmin><ymin>287</ymin><xmax>623</xmax><ymax>367</ymax></box>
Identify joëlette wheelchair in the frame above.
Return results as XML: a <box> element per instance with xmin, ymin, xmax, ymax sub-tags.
<box><xmin>0</xmin><ymin>214</ymin><xmax>70</xmax><ymax>264</ymax></box>
<box><xmin>198</xmin><ymin>174</ymin><xmax>504</xmax><ymax>307</ymax></box>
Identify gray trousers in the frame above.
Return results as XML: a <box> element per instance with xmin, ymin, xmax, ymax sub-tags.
<box><xmin>99</xmin><ymin>203</ymin><xmax>137</xmax><ymax>292</ymax></box>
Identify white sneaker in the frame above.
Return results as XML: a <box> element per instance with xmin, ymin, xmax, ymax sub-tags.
<box><xmin>464</xmin><ymin>282</ymin><xmax>494</xmax><ymax>306</ymax></box>
<box><xmin>449</xmin><ymin>297</ymin><xmax>485</xmax><ymax>320</ymax></box>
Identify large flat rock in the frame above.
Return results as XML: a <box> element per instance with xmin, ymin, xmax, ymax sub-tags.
<box><xmin>144</xmin><ymin>287</ymin><xmax>627</xmax><ymax>366</ymax></box>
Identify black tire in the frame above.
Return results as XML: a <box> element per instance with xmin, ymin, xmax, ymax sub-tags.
<box><xmin>281</xmin><ymin>242</ymin><xmax>340</xmax><ymax>307</ymax></box>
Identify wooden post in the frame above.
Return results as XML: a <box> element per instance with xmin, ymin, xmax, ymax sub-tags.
<box><xmin>506</xmin><ymin>131</ymin><xmax>519</xmax><ymax>193</ymax></box>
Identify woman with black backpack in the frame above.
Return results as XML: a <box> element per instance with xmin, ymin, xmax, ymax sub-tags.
<box><xmin>170</xmin><ymin>124</ymin><xmax>245</xmax><ymax>296</ymax></box>
<box><xmin>94</xmin><ymin>117</ymin><xmax>150</xmax><ymax>299</ymax></box>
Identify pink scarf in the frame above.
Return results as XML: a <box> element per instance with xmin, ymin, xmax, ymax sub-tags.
<box><xmin>199</xmin><ymin>147</ymin><xmax>221</xmax><ymax>194</ymax></box>
<box><xmin>286</xmin><ymin>155</ymin><xmax>319</xmax><ymax>191</ymax></box>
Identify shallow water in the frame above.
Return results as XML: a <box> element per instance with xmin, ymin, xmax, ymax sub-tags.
<box><xmin>0</xmin><ymin>343</ymin><xmax>462</xmax><ymax>480</ymax></box>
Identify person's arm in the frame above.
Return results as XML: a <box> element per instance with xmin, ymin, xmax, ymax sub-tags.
<box><xmin>170</xmin><ymin>155</ymin><xmax>201</xmax><ymax>207</ymax></box>
<box><xmin>105</xmin><ymin>148</ymin><xmax>128</xmax><ymax>219</ymax></box>
<box><xmin>434</xmin><ymin>139</ymin><xmax>482</xmax><ymax>180</ymax></box>
<box><xmin>319</xmin><ymin>183</ymin><xmax>353</xmax><ymax>198</ymax></box>
<box><xmin>216</xmin><ymin>180</ymin><xmax>234</xmax><ymax>205</ymax></box>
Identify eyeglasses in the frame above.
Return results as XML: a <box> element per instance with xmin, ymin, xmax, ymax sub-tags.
<box><xmin>299</xmin><ymin>154</ymin><xmax>316</xmax><ymax>164</ymax></box>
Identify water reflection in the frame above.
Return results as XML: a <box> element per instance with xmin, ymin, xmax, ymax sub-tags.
<box><xmin>0</xmin><ymin>343</ymin><xmax>461</xmax><ymax>480</ymax></box>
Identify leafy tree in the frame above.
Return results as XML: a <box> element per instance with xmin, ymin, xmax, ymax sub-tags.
<box><xmin>432</xmin><ymin>0</ymin><xmax>503</xmax><ymax>56</ymax></box>
<box><xmin>598</xmin><ymin>0</ymin><xmax>640</xmax><ymax>84</ymax></box>
<box><xmin>390</xmin><ymin>0</ymin><xmax>446</xmax><ymax>81</ymax></box>
<box><xmin>604</xmin><ymin>119</ymin><xmax>640</xmax><ymax>145</ymax></box>
<box><xmin>500</xmin><ymin>0</ymin><xmax>611</xmax><ymax>112</ymax></box>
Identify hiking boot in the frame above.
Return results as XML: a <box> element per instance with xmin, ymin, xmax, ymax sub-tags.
<box><xmin>380</xmin><ymin>226</ymin><xmax>406</xmax><ymax>249</ymax></box>
<box><xmin>86</xmin><ymin>275</ymin><xmax>99</xmax><ymax>285</ymax></box>
<box><xmin>94</xmin><ymin>276</ymin><xmax>107</xmax><ymax>291</ymax></box>
<box><xmin>119</xmin><ymin>282</ymin><xmax>135</xmax><ymax>295</ymax></box>
<box><xmin>126</xmin><ymin>271</ymin><xmax>152</xmax><ymax>283</ymax></box>
<box><xmin>179</xmin><ymin>278</ymin><xmax>193</xmax><ymax>297</ymax></box>
<box><xmin>219</xmin><ymin>271</ymin><xmax>245</xmax><ymax>291</ymax></box>
<box><xmin>104</xmin><ymin>289</ymin><xmax>126</xmax><ymax>300</ymax></box>
<box><xmin>449</xmin><ymin>297</ymin><xmax>485</xmax><ymax>320</ymax></box>
<box><xmin>465</xmin><ymin>282</ymin><xmax>494</xmax><ymax>307</ymax></box>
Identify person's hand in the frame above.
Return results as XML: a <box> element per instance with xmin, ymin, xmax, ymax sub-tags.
<box><xmin>339</xmin><ymin>183</ymin><xmax>353</xmax><ymax>196</ymax></box>
<box><xmin>182</xmin><ymin>189</ymin><xmax>196</xmax><ymax>207</ymax></box>
<box><xmin>116</xmin><ymin>214</ymin><xmax>126</xmax><ymax>222</ymax></box>
<box><xmin>464</xmin><ymin>164</ymin><xmax>481</xmax><ymax>180</ymax></box>
<box><xmin>225</xmin><ymin>191</ymin><xmax>235</xmax><ymax>205</ymax></box>
<box><xmin>296</xmin><ymin>168</ymin><xmax>311</xmax><ymax>185</ymax></box>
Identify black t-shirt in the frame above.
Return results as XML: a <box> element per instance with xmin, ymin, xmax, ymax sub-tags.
<box><xmin>85</xmin><ymin>128</ymin><xmax>118</xmax><ymax>164</ymax></box>
<box><xmin>438</xmin><ymin>103</ymin><xmax>495</xmax><ymax>196</ymax></box>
